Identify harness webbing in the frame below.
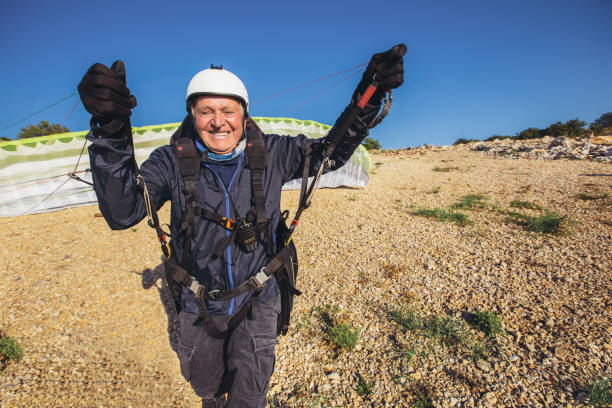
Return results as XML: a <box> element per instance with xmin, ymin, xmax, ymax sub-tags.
<box><xmin>245</xmin><ymin>121</ymin><xmax>274</xmax><ymax>255</ymax></box>
<box><xmin>196</xmin><ymin>206</ymin><xmax>237</xmax><ymax>231</ymax></box>
<box><xmin>167</xmin><ymin>117</ymin><xmax>282</xmax><ymax>339</ymax></box>
<box><xmin>173</xmin><ymin>134</ymin><xmax>201</xmax><ymax>265</ymax></box>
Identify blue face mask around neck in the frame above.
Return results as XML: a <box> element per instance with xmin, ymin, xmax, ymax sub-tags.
<box><xmin>194</xmin><ymin>130</ymin><xmax>247</xmax><ymax>162</ymax></box>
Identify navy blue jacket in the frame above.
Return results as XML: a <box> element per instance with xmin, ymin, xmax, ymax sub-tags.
<box><xmin>87</xmin><ymin>101</ymin><xmax>378</xmax><ymax>316</ymax></box>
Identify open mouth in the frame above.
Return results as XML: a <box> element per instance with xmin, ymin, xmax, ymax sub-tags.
<box><xmin>210</xmin><ymin>131</ymin><xmax>230</xmax><ymax>139</ymax></box>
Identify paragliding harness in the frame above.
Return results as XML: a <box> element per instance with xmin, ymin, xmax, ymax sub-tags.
<box><xmin>142</xmin><ymin>66</ymin><xmax>395</xmax><ymax>339</ymax></box>
<box><xmin>158</xmin><ymin>119</ymin><xmax>301</xmax><ymax>339</ymax></box>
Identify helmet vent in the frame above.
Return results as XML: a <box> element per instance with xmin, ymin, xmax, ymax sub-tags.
<box><xmin>210</xmin><ymin>64</ymin><xmax>223</xmax><ymax>70</ymax></box>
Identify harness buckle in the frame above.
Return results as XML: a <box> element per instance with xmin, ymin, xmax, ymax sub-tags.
<box><xmin>250</xmin><ymin>267</ymin><xmax>270</xmax><ymax>289</ymax></box>
<box><xmin>221</xmin><ymin>217</ymin><xmax>236</xmax><ymax>230</ymax></box>
<box><xmin>188</xmin><ymin>279</ymin><xmax>201</xmax><ymax>295</ymax></box>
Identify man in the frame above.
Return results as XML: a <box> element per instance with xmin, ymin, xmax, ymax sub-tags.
<box><xmin>77</xmin><ymin>45</ymin><xmax>404</xmax><ymax>407</ymax></box>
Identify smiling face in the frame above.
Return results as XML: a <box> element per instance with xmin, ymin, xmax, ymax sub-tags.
<box><xmin>191</xmin><ymin>95</ymin><xmax>246</xmax><ymax>155</ymax></box>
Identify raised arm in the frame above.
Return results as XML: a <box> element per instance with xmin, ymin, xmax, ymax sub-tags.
<box><xmin>282</xmin><ymin>44</ymin><xmax>406</xmax><ymax>181</ymax></box>
<box><xmin>78</xmin><ymin>61</ymin><xmax>170</xmax><ymax>230</ymax></box>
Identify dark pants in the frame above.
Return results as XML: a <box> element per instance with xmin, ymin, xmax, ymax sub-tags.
<box><xmin>178</xmin><ymin>295</ymin><xmax>280</xmax><ymax>408</ymax></box>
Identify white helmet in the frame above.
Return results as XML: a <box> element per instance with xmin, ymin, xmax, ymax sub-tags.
<box><xmin>186</xmin><ymin>66</ymin><xmax>249</xmax><ymax>114</ymax></box>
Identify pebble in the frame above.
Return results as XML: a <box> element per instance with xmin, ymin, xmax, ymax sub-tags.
<box><xmin>476</xmin><ymin>360</ymin><xmax>491</xmax><ymax>372</ymax></box>
<box><xmin>327</xmin><ymin>372</ymin><xmax>341</xmax><ymax>381</ymax></box>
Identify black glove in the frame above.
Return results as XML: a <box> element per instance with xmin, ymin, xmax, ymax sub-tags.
<box><xmin>354</xmin><ymin>43</ymin><xmax>406</xmax><ymax>104</ymax></box>
<box><xmin>78</xmin><ymin>60</ymin><xmax>137</xmax><ymax>123</ymax></box>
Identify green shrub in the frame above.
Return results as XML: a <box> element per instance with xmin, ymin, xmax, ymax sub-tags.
<box><xmin>422</xmin><ymin>316</ymin><xmax>468</xmax><ymax>348</ymax></box>
<box><xmin>471</xmin><ymin>310</ymin><xmax>503</xmax><ymax>338</ymax></box>
<box><xmin>397</xmin><ymin>347</ymin><xmax>416</xmax><ymax>364</ymax></box>
<box><xmin>470</xmin><ymin>342</ymin><xmax>490</xmax><ymax>362</ymax></box>
<box><xmin>432</xmin><ymin>166</ymin><xmax>459</xmax><ymax>172</ymax></box>
<box><xmin>453</xmin><ymin>194</ymin><xmax>488</xmax><ymax>209</ymax></box>
<box><xmin>453</xmin><ymin>138</ymin><xmax>478</xmax><ymax>145</ymax></box>
<box><xmin>356</xmin><ymin>373</ymin><xmax>375</xmax><ymax>396</ymax></box>
<box><xmin>387</xmin><ymin>307</ymin><xmax>421</xmax><ymax>332</ymax></box>
<box><xmin>506</xmin><ymin>210</ymin><xmax>573</xmax><ymax>235</ymax></box>
<box><xmin>485</xmin><ymin>135</ymin><xmax>512</xmax><ymax>141</ymax></box>
<box><xmin>587</xmin><ymin>376</ymin><xmax>612</xmax><ymax>408</ymax></box>
<box><xmin>413</xmin><ymin>208</ymin><xmax>471</xmax><ymax>227</ymax></box>
<box><xmin>526</xmin><ymin>212</ymin><xmax>569</xmax><ymax>234</ymax></box>
<box><xmin>517</xmin><ymin>127</ymin><xmax>545</xmax><ymax>140</ymax></box>
<box><xmin>362</xmin><ymin>137</ymin><xmax>381</xmax><ymax>151</ymax></box>
<box><xmin>413</xmin><ymin>394</ymin><xmax>434</xmax><ymax>408</ymax></box>
<box><xmin>328</xmin><ymin>324</ymin><xmax>360</xmax><ymax>351</ymax></box>
<box><xmin>307</xmin><ymin>395</ymin><xmax>330</xmax><ymax>408</ymax></box>
<box><xmin>0</xmin><ymin>335</ymin><xmax>24</xmax><ymax>365</ymax></box>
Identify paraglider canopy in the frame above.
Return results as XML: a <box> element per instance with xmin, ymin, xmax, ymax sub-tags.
<box><xmin>0</xmin><ymin>117</ymin><xmax>371</xmax><ymax>218</ymax></box>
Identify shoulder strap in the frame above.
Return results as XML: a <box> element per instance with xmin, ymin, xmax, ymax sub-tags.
<box><xmin>171</xmin><ymin>122</ymin><xmax>201</xmax><ymax>267</ymax></box>
<box><xmin>244</xmin><ymin>118</ymin><xmax>274</xmax><ymax>254</ymax></box>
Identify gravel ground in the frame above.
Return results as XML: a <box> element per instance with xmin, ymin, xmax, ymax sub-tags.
<box><xmin>1</xmin><ymin>148</ymin><xmax>610</xmax><ymax>407</ymax></box>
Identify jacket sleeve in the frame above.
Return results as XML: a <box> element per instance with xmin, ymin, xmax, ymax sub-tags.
<box><xmin>280</xmin><ymin>99</ymin><xmax>381</xmax><ymax>183</ymax></box>
<box><xmin>87</xmin><ymin>120</ymin><xmax>171</xmax><ymax>230</ymax></box>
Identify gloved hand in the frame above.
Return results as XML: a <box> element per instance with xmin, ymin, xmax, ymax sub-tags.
<box><xmin>354</xmin><ymin>43</ymin><xmax>406</xmax><ymax>104</ymax></box>
<box><xmin>78</xmin><ymin>60</ymin><xmax>137</xmax><ymax>123</ymax></box>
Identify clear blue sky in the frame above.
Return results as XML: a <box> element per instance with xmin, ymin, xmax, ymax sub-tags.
<box><xmin>1</xmin><ymin>0</ymin><xmax>610</xmax><ymax>148</ymax></box>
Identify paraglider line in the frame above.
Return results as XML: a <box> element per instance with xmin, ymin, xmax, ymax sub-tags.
<box><xmin>0</xmin><ymin>92</ymin><xmax>78</xmax><ymax>133</ymax></box>
<box><xmin>61</xmin><ymin>101</ymin><xmax>81</xmax><ymax>126</ymax></box>
<box><xmin>72</xmin><ymin>138</ymin><xmax>88</xmax><ymax>175</ymax></box>
<box><xmin>0</xmin><ymin>170</ymin><xmax>90</xmax><ymax>192</ymax></box>
<box><xmin>253</xmin><ymin>63</ymin><xmax>367</xmax><ymax>105</ymax></box>
<box><xmin>284</xmin><ymin>69</ymin><xmax>363</xmax><ymax>115</ymax></box>
<box><xmin>18</xmin><ymin>176</ymin><xmax>72</xmax><ymax>217</ymax></box>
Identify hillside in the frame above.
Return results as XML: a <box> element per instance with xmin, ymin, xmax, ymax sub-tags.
<box><xmin>1</xmin><ymin>148</ymin><xmax>610</xmax><ymax>407</ymax></box>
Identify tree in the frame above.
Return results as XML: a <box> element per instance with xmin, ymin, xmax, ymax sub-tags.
<box><xmin>546</xmin><ymin>121</ymin><xmax>566</xmax><ymax>137</ymax></box>
<box><xmin>362</xmin><ymin>136</ymin><xmax>381</xmax><ymax>151</ymax></box>
<box><xmin>545</xmin><ymin>118</ymin><xmax>586</xmax><ymax>138</ymax></box>
<box><xmin>589</xmin><ymin>112</ymin><xmax>612</xmax><ymax>135</ymax></box>
<box><xmin>453</xmin><ymin>138</ymin><xmax>478</xmax><ymax>145</ymax></box>
<box><xmin>517</xmin><ymin>127</ymin><xmax>544</xmax><ymax>140</ymax></box>
<box><xmin>563</xmin><ymin>118</ymin><xmax>586</xmax><ymax>138</ymax></box>
<box><xmin>17</xmin><ymin>121</ymin><xmax>69</xmax><ymax>139</ymax></box>
<box><xmin>485</xmin><ymin>135</ymin><xmax>512</xmax><ymax>141</ymax></box>
<box><xmin>0</xmin><ymin>136</ymin><xmax>10</xmax><ymax>141</ymax></box>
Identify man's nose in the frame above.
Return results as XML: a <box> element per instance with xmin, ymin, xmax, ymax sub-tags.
<box><xmin>211</xmin><ymin>111</ymin><xmax>224</xmax><ymax>127</ymax></box>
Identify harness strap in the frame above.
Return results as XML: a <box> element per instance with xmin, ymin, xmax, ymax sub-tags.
<box><xmin>173</xmin><ymin>136</ymin><xmax>201</xmax><ymax>266</ymax></box>
<box><xmin>168</xmin><ymin>249</ymin><xmax>288</xmax><ymax>303</ymax></box>
<box><xmin>166</xmin><ymin>246</ymin><xmax>289</xmax><ymax>339</ymax></box>
<box><xmin>168</xmin><ymin>117</ymin><xmax>292</xmax><ymax>339</ymax></box>
<box><xmin>196</xmin><ymin>206</ymin><xmax>237</xmax><ymax>231</ymax></box>
<box><xmin>291</xmin><ymin>140</ymin><xmax>314</xmax><ymax>229</ymax></box>
<box><xmin>245</xmin><ymin>119</ymin><xmax>274</xmax><ymax>254</ymax></box>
